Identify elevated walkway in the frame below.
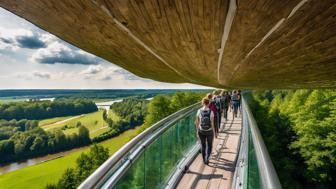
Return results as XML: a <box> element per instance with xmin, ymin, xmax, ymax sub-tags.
<box><xmin>79</xmin><ymin>96</ymin><xmax>282</xmax><ymax>189</ymax></box>
<box><xmin>177</xmin><ymin>114</ymin><xmax>241</xmax><ymax>189</ymax></box>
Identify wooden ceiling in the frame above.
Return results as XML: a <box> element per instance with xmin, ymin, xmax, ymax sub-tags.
<box><xmin>0</xmin><ymin>0</ymin><xmax>335</xmax><ymax>88</ymax></box>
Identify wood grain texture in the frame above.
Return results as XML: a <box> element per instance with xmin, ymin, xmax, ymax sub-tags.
<box><xmin>0</xmin><ymin>0</ymin><xmax>335</xmax><ymax>88</ymax></box>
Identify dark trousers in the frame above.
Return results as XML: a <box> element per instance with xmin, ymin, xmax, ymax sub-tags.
<box><xmin>233</xmin><ymin>101</ymin><xmax>239</xmax><ymax>117</ymax></box>
<box><xmin>223</xmin><ymin>106</ymin><xmax>229</xmax><ymax>120</ymax></box>
<box><xmin>198</xmin><ymin>130</ymin><xmax>214</xmax><ymax>162</ymax></box>
<box><xmin>214</xmin><ymin>115</ymin><xmax>218</xmax><ymax>135</ymax></box>
<box><xmin>217</xmin><ymin>111</ymin><xmax>221</xmax><ymax>129</ymax></box>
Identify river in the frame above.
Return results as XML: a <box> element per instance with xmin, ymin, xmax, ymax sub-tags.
<box><xmin>0</xmin><ymin>146</ymin><xmax>87</xmax><ymax>175</ymax></box>
<box><xmin>0</xmin><ymin>97</ymin><xmax>153</xmax><ymax>175</ymax></box>
<box><xmin>95</xmin><ymin>99</ymin><xmax>123</xmax><ymax>110</ymax></box>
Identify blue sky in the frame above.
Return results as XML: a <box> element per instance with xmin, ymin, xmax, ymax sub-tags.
<box><xmin>0</xmin><ymin>8</ymin><xmax>209</xmax><ymax>89</ymax></box>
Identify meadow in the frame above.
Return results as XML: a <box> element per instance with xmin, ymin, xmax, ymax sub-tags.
<box><xmin>0</xmin><ymin>126</ymin><xmax>142</xmax><ymax>189</ymax></box>
<box><xmin>40</xmin><ymin>109</ymin><xmax>120</xmax><ymax>138</ymax></box>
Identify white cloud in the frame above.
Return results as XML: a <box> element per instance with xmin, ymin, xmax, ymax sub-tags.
<box><xmin>31</xmin><ymin>41</ymin><xmax>100</xmax><ymax>65</ymax></box>
<box><xmin>15</xmin><ymin>71</ymin><xmax>51</xmax><ymax>80</ymax></box>
<box><xmin>0</xmin><ymin>27</ymin><xmax>47</xmax><ymax>50</ymax></box>
<box><xmin>81</xmin><ymin>65</ymin><xmax>103</xmax><ymax>75</ymax></box>
<box><xmin>32</xmin><ymin>71</ymin><xmax>51</xmax><ymax>79</ymax></box>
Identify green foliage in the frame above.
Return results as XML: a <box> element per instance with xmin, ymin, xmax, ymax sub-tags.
<box><xmin>110</xmin><ymin>97</ymin><xmax>148</xmax><ymax>127</ymax></box>
<box><xmin>0</xmin><ymin>99</ymin><xmax>97</xmax><ymax>120</ymax></box>
<box><xmin>143</xmin><ymin>92</ymin><xmax>204</xmax><ymax>129</ymax></box>
<box><xmin>106</xmin><ymin>118</ymin><xmax>113</xmax><ymax>128</ymax></box>
<box><xmin>102</xmin><ymin>109</ymin><xmax>107</xmax><ymax>121</ymax></box>
<box><xmin>45</xmin><ymin>144</ymin><xmax>109</xmax><ymax>189</ymax></box>
<box><xmin>249</xmin><ymin>89</ymin><xmax>336</xmax><ymax>188</ymax></box>
<box><xmin>0</xmin><ymin>127</ymin><xmax>142</xmax><ymax>189</ymax></box>
<box><xmin>0</xmin><ymin>122</ymin><xmax>91</xmax><ymax>164</ymax></box>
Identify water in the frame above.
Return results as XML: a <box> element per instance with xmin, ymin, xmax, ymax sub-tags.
<box><xmin>95</xmin><ymin>99</ymin><xmax>123</xmax><ymax>110</ymax></box>
<box><xmin>0</xmin><ymin>147</ymin><xmax>86</xmax><ymax>175</ymax></box>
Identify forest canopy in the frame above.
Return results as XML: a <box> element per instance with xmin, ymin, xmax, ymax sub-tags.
<box><xmin>0</xmin><ymin>99</ymin><xmax>97</xmax><ymax>120</ymax></box>
<box><xmin>248</xmin><ymin>90</ymin><xmax>336</xmax><ymax>189</ymax></box>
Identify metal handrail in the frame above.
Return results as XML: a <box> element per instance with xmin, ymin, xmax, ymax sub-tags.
<box><xmin>232</xmin><ymin>100</ymin><xmax>248</xmax><ymax>189</ymax></box>
<box><xmin>236</xmin><ymin>97</ymin><xmax>282</xmax><ymax>189</ymax></box>
<box><xmin>79</xmin><ymin>102</ymin><xmax>201</xmax><ymax>189</ymax></box>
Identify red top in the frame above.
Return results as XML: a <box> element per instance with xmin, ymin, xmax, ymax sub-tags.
<box><xmin>209</xmin><ymin>101</ymin><xmax>218</xmax><ymax>116</ymax></box>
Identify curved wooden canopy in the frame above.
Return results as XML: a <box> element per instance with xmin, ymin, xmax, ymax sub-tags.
<box><xmin>0</xmin><ymin>0</ymin><xmax>335</xmax><ymax>88</ymax></box>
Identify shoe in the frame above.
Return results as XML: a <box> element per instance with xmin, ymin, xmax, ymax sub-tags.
<box><xmin>205</xmin><ymin>158</ymin><xmax>209</xmax><ymax>165</ymax></box>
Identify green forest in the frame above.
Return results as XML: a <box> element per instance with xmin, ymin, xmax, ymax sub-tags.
<box><xmin>92</xmin><ymin>98</ymin><xmax>149</xmax><ymax>143</ymax></box>
<box><xmin>0</xmin><ymin>99</ymin><xmax>97</xmax><ymax>164</ymax></box>
<box><xmin>0</xmin><ymin>119</ymin><xmax>91</xmax><ymax>163</ymax></box>
<box><xmin>0</xmin><ymin>99</ymin><xmax>97</xmax><ymax>120</ymax></box>
<box><xmin>248</xmin><ymin>90</ymin><xmax>336</xmax><ymax>189</ymax></box>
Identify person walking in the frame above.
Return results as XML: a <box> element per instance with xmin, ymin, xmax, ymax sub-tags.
<box><xmin>237</xmin><ymin>90</ymin><xmax>242</xmax><ymax>116</ymax></box>
<box><xmin>207</xmin><ymin>93</ymin><xmax>218</xmax><ymax>138</ymax></box>
<box><xmin>231</xmin><ymin>90</ymin><xmax>239</xmax><ymax>118</ymax></box>
<box><xmin>195</xmin><ymin>97</ymin><xmax>215</xmax><ymax>165</ymax></box>
<box><xmin>221</xmin><ymin>90</ymin><xmax>230</xmax><ymax>122</ymax></box>
<box><xmin>213</xmin><ymin>92</ymin><xmax>223</xmax><ymax>131</ymax></box>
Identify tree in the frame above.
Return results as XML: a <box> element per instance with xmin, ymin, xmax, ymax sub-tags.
<box><xmin>46</xmin><ymin>144</ymin><xmax>109</xmax><ymax>189</ymax></box>
<box><xmin>249</xmin><ymin>89</ymin><xmax>336</xmax><ymax>188</ymax></box>
<box><xmin>102</xmin><ymin>109</ymin><xmax>107</xmax><ymax>121</ymax></box>
<box><xmin>78</xmin><ymin>126</ymin><xmax>90</xmax><ymax>144</ymax></box>
<box><xmin>106</xmin><ymin>118</ymin><xmax>113</xmax><ymax>128</ymax></box>
<box><xmin>0</xmin><ymin>140</ymin><xmax>14</xmax><ymax>156</ymax></box>
<box><xmin>56</xmin><ymin>168</ymin><xmax>77</xmax><ymax>189</ymax></box>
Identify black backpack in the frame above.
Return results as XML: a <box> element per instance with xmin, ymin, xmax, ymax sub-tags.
<box><xmin>200</xmin><ymin>109</ymin><xmax>212</xmax><ymax>131</ymax></box>
<box><xmin>223</xmin><ymin>95</ymin><xmax>229</xmax><ymax>107</ymax></box>
<box><xmin>214</xmin><ymin>96</ymin><xmax>222</xmax><ymax>111</ymax></box>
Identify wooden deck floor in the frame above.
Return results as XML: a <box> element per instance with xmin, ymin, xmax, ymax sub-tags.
<box><xmin>176</xmin><ymin>112</ymin><xmax>242</xmax><ymax>189</ymax></box>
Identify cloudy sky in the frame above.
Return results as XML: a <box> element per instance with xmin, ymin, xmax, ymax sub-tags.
<box><xmin>0</xmin><ymin>8</ymin><xmax>209</xmax><ymax>89</ymax></box>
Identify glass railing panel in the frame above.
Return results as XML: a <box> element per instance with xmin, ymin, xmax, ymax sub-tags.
<box><xmin>144</xmin><ymin>136</ymin><xmax>162</xmax><ymax>188</ymax></box>
<box><xmin>247</xmin><ymin>126</ymin><xmax>261</xmax><ymax>189</ymax></box>
<box><xmin>161</xmin><ymin>125</ymin><xmax>177</xmax><ymax>181</ymax></box>
<box><xmin>114</xmin><ymin>111</ymin><xmax>198</xmax><ymax>189</ymax></box>
<box><xmin>116</xmin><ymin>153</ymin><xmax>145</xmax><ymax>189</ymax></box>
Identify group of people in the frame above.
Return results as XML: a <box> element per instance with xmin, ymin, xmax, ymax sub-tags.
<box><xmin>195</xmin><ymin>89</ymin><xmax>241</xmax><ymax>165</ymax></box>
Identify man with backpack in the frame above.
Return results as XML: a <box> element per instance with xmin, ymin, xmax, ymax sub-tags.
<box><xmin>237</xmin><ymin>90</ymin><xmax>242</xmax><ymax>116</ymax></box>
<box><xmin>213</xmin><ymin>91</ymin><xmax>223</xmax><ymax>132</ymax></box>
<box><xmin>195</xmin><ymin>97</ymin><xmax>215</xmax><ymax>165</ymax></box>
<box><xmin>221</xmin><ymin>90</ymin><xmax>230</xmax><ymax>122</ymax></box>
<box><xmin>231</xmin><ymin>90</ymin><xmax>239</xmax><ymax>118</ymax></box>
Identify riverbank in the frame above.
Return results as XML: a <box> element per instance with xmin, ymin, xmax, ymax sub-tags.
<box><xmin>0</xmin><ymin>126</ymin><xmax>142</xmax><ymax>189</ymax></box>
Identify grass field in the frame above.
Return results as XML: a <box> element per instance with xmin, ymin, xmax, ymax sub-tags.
<box><xmin>108</xmin><ymin>109</ymin><xmax>121</xmax><ymax>122</ymax></box>
<box><xmin>38</xmin><ymin>116</ymin><xmax>72</xmax><ymax>127</ymax></box>
<box><xmin>40</xmin><ymin>110</ymin><xmax>118</xmax><ymax>138</ymax></box>
<box><xmin>0</xmin><ymin>127</ymin><xmax>142</xmax><ymax>189</ymax></box>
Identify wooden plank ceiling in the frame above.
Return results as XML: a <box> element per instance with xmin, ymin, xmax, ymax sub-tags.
<box><xmin>0</xmin><ymin>0</ymin><xmax>335</xmax><ymax>89</ymax></box>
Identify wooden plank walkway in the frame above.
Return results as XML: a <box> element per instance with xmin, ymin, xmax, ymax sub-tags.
<box><xmin>176</xmin><ymin>112</ymin><xmax>242</xmax><ymax>189</ymax></box>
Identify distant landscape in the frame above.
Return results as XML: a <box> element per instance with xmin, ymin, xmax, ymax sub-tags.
<box><xmin>0</xmin><ymin>89</ymin><xmax>208</xmax><ymax>189</ymax></box>
<box><xmin>0</xmin><ymin>89</ymin><xmax>208</xmax><ymax>103</ymax></box>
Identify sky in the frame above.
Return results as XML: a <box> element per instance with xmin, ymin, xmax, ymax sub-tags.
<box><xmin>0</xmin><ymin>8</ymin><xmax>209</xmax><ymax>89</ymax></box>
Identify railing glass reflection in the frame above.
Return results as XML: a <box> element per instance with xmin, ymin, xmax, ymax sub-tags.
<box><xmin>115</xmin><ymin>112</ymin><xmax>197</xmax><ymax>188</ymax></box>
